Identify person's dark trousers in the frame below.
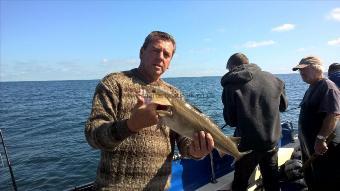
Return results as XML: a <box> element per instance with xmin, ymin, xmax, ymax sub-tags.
<box><xmin>232</xmin><ymin>148</ymin><xmax>280</xmax><ymax>191</ymax></box>
<box><xmin>303</xmin><ymin>144</ymin><xmax>340</xmax><ymax>191</ymax></box>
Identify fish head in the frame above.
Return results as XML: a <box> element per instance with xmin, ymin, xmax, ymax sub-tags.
<box><xmin>151</xmin><ymin>96</ymin><xmax>173</xmax><ymax>117</ymax></box>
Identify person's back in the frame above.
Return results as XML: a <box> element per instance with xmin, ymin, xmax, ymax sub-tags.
<box><xmin>221</xmin><ymin>63</ymin><xmax>286</xmax><ymax>151</ymax></box>
<box><xmin>221</xmin><ymin>53</ymin><xmax>287</xmax><ymax>191</ymax></box>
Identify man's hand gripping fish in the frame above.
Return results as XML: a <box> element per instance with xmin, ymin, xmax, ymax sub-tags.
<box><xmin>144</xmin><ymin>86</ymin><xmax>251</xmax><ymax>161</ymax></box>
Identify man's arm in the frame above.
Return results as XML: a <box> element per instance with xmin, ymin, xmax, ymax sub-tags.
<box><xmin>314</xmin><ymin>86</ymin><xmax>340</xmax><ymax>155</ymax></box>
<box><xmin>279</xmin><ymin>83</ymin><xmax>288</xmax><ymax>112</ymax></box>
<box><xmin>314</xmin><ymin>113</ymin><xmax>339</xmax><ymax>155</ymax></box>
<box><xmin>85</xmin><ymin>80</ymin><xmax>135</xmax><ymax>151</ymax></box>
<box><xmin>222</xmin><ymin>88</ymin><xmax>237</xmax><ymax>127</ymax></box>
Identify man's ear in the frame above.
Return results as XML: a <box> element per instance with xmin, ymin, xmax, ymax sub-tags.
<box><xmin>139</xmin><ymin>48</ymin><xmax>144</xmax><ymax>59</ymax></box>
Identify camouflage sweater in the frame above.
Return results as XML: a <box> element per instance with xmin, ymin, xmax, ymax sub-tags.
<box><xmin>85</xmin><ymin>68</ymin><xmax>192</xmax><ymax>191</ymax></box>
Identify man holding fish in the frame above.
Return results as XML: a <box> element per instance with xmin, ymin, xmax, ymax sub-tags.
<box><xmin>85</xmin><ymin>31</ymin><xmax>214</xmax><ymax>190</ymax></box>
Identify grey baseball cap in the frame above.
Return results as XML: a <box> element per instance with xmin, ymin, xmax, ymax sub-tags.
<box><xmin>292</xmin><ymin>56</ymin><xmax>322</xmax><ymax>71</ymax></box>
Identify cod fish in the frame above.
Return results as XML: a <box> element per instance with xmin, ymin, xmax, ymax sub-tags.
<box><xmin>145</xmin><ymin>86</ymin><xmax>250</xmax><ymax>161</ymax></box>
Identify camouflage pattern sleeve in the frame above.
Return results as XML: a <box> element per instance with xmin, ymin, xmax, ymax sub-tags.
<box><xmin>176</xmin><ymin>135</ymin><xmax>192</xmax><ymax>158</ymax></box>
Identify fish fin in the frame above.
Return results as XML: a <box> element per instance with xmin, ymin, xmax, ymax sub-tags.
<box><xmin>231</xmin><ymin>159</ymin><xmax>236</xmax><ymax>166</ymax></box>
<box><xmin>231</xmin><ymin>150</ymin><xmax>253</xmax><ymax>166</ymax></box>
<box><xmin>185</xmin><ymin>102</ymin><xmax>203</xmax><ymax>113</ymax></box>
<box><xmin>229</xmin><ymin>136</ymin><xmax>241</xmax><ymax>145</ymax></box>
<box><xmin>145</xmin><ymin>85</ymin><xmax>174</xmax><ymax>98</ymax></box>
<box><xmin>216</xmin><ymin>148</ymin><xmax>228</xmax><ymax>158</ymax></box>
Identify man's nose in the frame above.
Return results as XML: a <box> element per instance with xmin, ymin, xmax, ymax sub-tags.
<box><xmin>159</xmin><ymin>51</ymin><xmax>164</xmax><ymax>59</ymax></box>
<box><xmin>157</xmin><ymin>51</ymin><xmax>165</xmax><ymax>60</ymax></box>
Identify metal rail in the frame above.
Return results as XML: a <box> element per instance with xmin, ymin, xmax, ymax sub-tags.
<box><xmin>0</xmin><ymin>129</ymin><xmax>18</xmax><ymax>191</ymax></box>
<box><xmin>209</xmin><ymin>152</ymin><xmax>217</xmax><ymax>183</ymax></box>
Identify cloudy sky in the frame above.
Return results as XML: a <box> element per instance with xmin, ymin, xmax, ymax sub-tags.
<box><xmin>1</xmin><ymin>1</ymin><xmax>339</xmax><ymax>81</ymax></box>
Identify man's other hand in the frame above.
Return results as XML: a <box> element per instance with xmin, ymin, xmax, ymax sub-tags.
<box><xmin>189</xmin><ymin>131</ymin><xmax>214</xmax><ymax>159</ymax></box>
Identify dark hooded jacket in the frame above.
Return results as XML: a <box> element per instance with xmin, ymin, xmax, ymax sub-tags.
<box><xmin>221</xmin><ymin>64</ymin><xmax>288</xmax><ymax>151</ymax></box>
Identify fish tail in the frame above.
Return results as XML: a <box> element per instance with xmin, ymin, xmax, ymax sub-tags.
<box><xmin>231</xmin><ymin>150</ymin><xmax>253</xmax><ymax>166</ymax></box>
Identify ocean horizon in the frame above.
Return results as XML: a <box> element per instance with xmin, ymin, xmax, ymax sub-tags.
<box><xmin>0</xmin><ymin>74</ymin><xmax>308</xmax><ymax>190</ymax></box>
<box><xmin>0</xmin><ymin>72</ymin><xmax>317</xmax><ymax>83</ymax></box>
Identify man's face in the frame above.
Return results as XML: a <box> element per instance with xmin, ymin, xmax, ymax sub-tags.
<box><xmin>299</xmin><ymin>65</ymin><xmax>317</xmax><ymax>84</ymax></box>
<box><xmin>140</xmin><ymin>38</ymin><xmax>174</xmax><ymax>80</ymax></box>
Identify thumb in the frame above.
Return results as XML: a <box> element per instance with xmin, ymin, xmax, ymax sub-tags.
<box><xmin>135</xmin><ymin>95</ymin><xmax>145</xmax><ymax>108</ymax></box>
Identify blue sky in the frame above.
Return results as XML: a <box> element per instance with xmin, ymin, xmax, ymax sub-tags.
<box><xmin>1</xmin><ymin>1</ymin><xmax>339</xmax><ymax>81</ymax></box>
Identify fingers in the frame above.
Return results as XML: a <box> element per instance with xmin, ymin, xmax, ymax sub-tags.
<box><xmin>188</xmin><ymin>131</ymin><xmax>214</xmax><ymax>159</ymax></box>
<box><xmin>193</xmin><ymin>132</ymin><xmax>201</xmax><ymax>152</ymax></box>
<box><xmin>199</xmin><ymin>131</ymin><xmax>207</xmax><ymax>151</ymax></box>
<box><xmin>206</xmin><ymin>133</ymin><xmax>214</xmax><ymax>151</ymax></box>
<box><xmin>192</xmin><ymin>131</ymin><xmax>214</xmax><ymax>153</ymax></box>
<box><xmin>189</xmin><ymin>142</ymin><xmax>195</xmax><ymax>155</ymax></box>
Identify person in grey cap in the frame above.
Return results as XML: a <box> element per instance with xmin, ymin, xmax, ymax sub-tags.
<box><xmin>293</xmin><ymin>56</ymin><xmax>340</xmax><ymax>191</ymax></box>
<box><xmin>328</xmin><ymin>63</ymin><xmax>340</xmax><ymax>87</ymax></box>
<box><xmin>221</xmin><ymin>53</ymin><xmax>288</xmax><ymax>191</ymax></box>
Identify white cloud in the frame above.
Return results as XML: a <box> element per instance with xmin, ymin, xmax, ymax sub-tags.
<box><xmin>327</xmin><ymin>37</ymin><xmax>340</xmax><ymax>46</ymax></box>
<box><xmin>327</xmin><ymin>8</ymin><xmax>340</xmax><ymax>21</ymax></box>
<box><xmin>243</xmin><ymin>40</ymin><xmax>275</xmax><ymax>48</ymax></box>
<box><xmin>272</xmin><ymin>24</ymin><xmax>295</xmax><ymax>32</ymax></box>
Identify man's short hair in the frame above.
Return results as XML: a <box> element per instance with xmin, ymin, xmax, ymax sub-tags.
<box><xmin>226</xmin><ymin>53</ymin><xmax>249</xmax><ymax>69</ymax></box>
<box><xmin>140</xmin><ymin>31</ymin><xmax>176</xmax><ymax>58</ymax></box>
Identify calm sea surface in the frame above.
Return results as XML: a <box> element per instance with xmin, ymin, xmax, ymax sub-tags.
<box><xmin>0</xmin><ymin>74</ymin><xmax>308</xmax><ymax>190</ymax></box>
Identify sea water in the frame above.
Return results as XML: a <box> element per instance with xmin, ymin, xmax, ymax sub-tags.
<box><xmin>0</xmin><ymin>74</ymin><xmax>308</xmax><ymax>190</ymax></box>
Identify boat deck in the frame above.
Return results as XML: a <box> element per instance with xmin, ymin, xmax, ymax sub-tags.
<box><xmin>197</xmin><ymin>139</ymin><xmax>299</xmax><ymax>191</ymax></box>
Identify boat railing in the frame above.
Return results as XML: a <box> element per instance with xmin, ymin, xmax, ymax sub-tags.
<box><xmin>209</xmin><ymin>152</ymin><xmax>218</xmax><ymax>183</ymax></box>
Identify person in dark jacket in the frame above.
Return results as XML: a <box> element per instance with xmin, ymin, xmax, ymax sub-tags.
<box><xmin>221</xmin><ymin>53</ymin><xmax>288</xmax><ymax>191</ymax></box>
<box><xmin>328</xmin><ymin>62</ymin><xmax>340</xmax><ymax>88</ymax></box>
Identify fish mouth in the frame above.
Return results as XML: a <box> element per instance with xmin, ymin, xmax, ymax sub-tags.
<box><xmin>156</xmin><ymin>105</ymin><xmax>173</xmax><ymax>117</ymax></box>
<box><xmin>151</xmin><ymin>97</ymin><xmax>173</xmax><ymax>117</ymax></box>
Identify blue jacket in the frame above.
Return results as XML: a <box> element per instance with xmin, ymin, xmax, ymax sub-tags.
<box><xmin>329</xmin><ymin>71</ymin><xmax>340</xmax><ymax>88</ymax></box>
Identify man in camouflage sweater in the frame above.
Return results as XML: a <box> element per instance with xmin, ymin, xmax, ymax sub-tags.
<box><xmin>85</xmin><ymin>31</ymin><xmax>214</xmax><ymax>190</ymax></box>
